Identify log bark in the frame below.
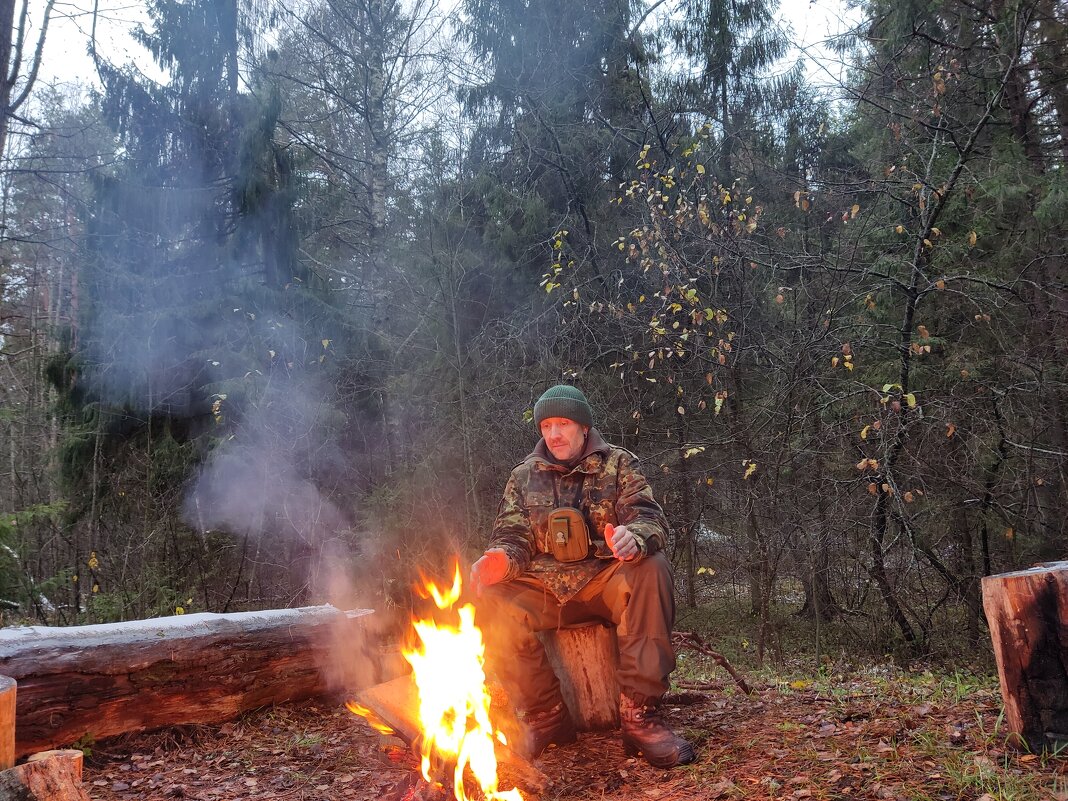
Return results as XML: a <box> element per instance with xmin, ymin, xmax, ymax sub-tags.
<box><xmin>0</xmin><ymin>749</ymin><xmax>88</xmax><ymax>801</ymax></box>
<box><xmin>981</xmin><ymin>561</ymin><xmax>1068</xmax><ymax>750</ymax></box>
<box><xmin>0</xmin><ymin>605</ymin><xmax>373</xmax><ymax>758</ymax></box>
<box><xmin>537</xmin><ymin>622</ymin><xmax>620</xmax><ymax>730</ymax></box>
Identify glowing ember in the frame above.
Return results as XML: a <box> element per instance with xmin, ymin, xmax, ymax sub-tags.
<box><xmin>405</xmin><ymin>564</ymin><xmax>523</xmax><ymax>801</ymax></box>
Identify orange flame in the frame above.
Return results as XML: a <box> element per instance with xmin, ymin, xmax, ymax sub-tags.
<box><xmin>404</xmin><ymin>563</ymin><xmax>523</xmax><ymax>801</ymax></box>
<box><xmin>345</xmin><ymin>700</ymin><xmax>396</xmax><ymax>736</ymax></box>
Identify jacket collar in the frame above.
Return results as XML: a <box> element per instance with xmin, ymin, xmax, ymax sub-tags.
<box><xmin>529</xmin><ymin>427</ymin><xmax>611</xmax><ymax>472</ymax></box>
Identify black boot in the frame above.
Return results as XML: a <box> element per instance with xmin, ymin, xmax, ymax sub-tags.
<box><xmin>519</xmin><ymin>701</ymin><xmax>577</xmax><ymax>758</ymax></box>
<box><xmin>619</xmin><ymin>694</ymin><xmax>695</xmax><ymax>768</ymax></box>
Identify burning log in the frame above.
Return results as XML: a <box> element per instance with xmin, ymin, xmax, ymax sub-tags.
<box><xmin>353</xmin><ymin>673</ymin><xmax>550</xmax><ymax>796</ymax></box>
<box><xmin>0</xmin><ymin>749</ymin><xmax>89</xmax><ymax>801</ymax></box>
<box><xmin>0</xmin><ymin>605</ymin><xmax>373</xmax><ymax>758</ymax></box>
<box><xmin>982</xmin><ymin>561</ymin><xmax>1068</xmax><ymax>750</ymax></box>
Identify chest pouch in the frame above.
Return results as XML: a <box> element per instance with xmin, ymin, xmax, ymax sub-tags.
<box><xmin>546</xmin><ymin>506</ymin><xmax>591</xmax><ymax>563</ymax></box>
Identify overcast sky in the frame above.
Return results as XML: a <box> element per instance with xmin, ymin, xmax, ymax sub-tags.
<box><xmin>32</xmin><ymin>0</ymin><xmax>857</xmax><ymax>95</ymax></box>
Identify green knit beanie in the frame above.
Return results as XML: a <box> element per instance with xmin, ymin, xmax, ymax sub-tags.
<box><xmin>533</xmin><ymin>385</ymin><xmax>593</xmax><ymax>428</ymax></box>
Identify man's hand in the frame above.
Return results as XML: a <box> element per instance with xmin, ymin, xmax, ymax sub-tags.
<box><xmin>470</xmin><ymin>548</ymin><xmax>510</xmax><ymax>597</ymax></box>
<box><xmin>605</xmin><ymin>523</ymin><xmax>641</xmax><ymax>561</ymax></box>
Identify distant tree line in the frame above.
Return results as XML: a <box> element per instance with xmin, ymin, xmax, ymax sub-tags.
<box><xmin>0</xmin><ymin>0</ymin><xmax>1063</xmax><ymax>662</ymax></box>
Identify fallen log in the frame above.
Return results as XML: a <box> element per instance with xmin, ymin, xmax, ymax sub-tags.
<box><xmin>981</xmin><ymin>561</ymin><xmax>1068</xmax><ymax>750</ymax></box>
<box><xmin>0</xmin><ymin>605</ymin><xmax>373</xmax><ymax>758</ymax></box>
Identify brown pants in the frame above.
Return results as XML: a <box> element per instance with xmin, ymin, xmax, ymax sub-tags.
<box><xmin>478</xmin><ymin>552</ymin><xmax>676</xmax><ymax>713</ymax></box>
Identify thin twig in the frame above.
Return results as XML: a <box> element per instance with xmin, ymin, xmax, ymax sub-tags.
<box><xmin>673</xmin><ymin>631</ymin><xmax>754</xmax><ymax>695</ymax></box>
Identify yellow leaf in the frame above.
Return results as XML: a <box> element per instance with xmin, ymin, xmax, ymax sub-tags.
<box><xmin>743</xmin><ymin>461</ymin><xmax>757</xmax><ymax>480</ymax></box>
<box><xmin>176</xmin><ymin>606</ymin><xmax>186</xmax><ymax>615</ymax></box>
<box><xmin>861</xmin><ymin>425</ymin><xmax>871</xmax><ymax>440</ymax></box>
<box><xmin>905</xmin><ymin>393</ymin><xmax>917</xmax><ymax>408</ymax></box>
<box><xmin>895</xmin><ymin>225</ymin><xmax>904</xmax><ymax>234</ymax></box>
<box><xmin>844</xmin><ymin>361</ymin><xmax>854</xmax><ymax>371</ymax></box>
<box><xmin>789</xmin><ymin>680</ymin><xmax>811</xmax><ymax>690</ymax></box>
<box><xmin>696</xmin><ymin>164</ymin><xmax>705</xmax><ymax>174</ymax></box>
<box><xmin>851</xmin><ymin>204</ymin><xmax>860</xmax><ymax>217</ymax></box>
<box><xmin>705</xmin><ymin>477</ymin><xmax>714</xmax><ymax>486</ymax></box>
<box><xmin>322</xmin><ymin>339</ymin><xmax>331</xmax><ymax>348</ymax></box>
<box><xmin>968</xmin><ymin>230</ymin><xmax>977</xmax><ymax>247</ymax></box>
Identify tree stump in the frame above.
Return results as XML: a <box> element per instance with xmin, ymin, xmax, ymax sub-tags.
<box><xmin>0</xmin><ymin>676</ymin><xmax>14</xmax><ymax>770</ymax></box>
<box><xmin>0</xmin><ymin>749</ymin><xmax>88</xmax><ymax>801</ymax></box>
<box><xmin>981</xmin><ymin>561</ymin><xmax>1068</xmax><ymax>750</ymax></box>
<box><xmin>537</xmin><ymin>623</ymin><xmax>620</xmax><ymax>730</ymax></box>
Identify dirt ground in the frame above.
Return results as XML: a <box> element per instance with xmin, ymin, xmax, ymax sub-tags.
<box><xmin>83</xmin><ymin>670</ymin><xmax>1066</xmax><ymax>801</ymax></box>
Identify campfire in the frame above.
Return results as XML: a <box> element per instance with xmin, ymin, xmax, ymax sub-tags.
<box><xmin>349</xmin><ymin>564</ymin><xmax>528</xmax><ymax>801</ymax></box>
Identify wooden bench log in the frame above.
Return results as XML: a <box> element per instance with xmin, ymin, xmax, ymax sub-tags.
<box><xmin>537</xmin><ymin>623</ymin><xmax>620</xmax><ymax>730</ymax></box>
<box><xmin>981</xmin><ymin>561</ymin><xmax>1068</xmax><ymax>750</ymax></box>
<box><xmin>0</xmin><ymin>605</ymin><xmax>373</xmax><ymax>758</ymax></box>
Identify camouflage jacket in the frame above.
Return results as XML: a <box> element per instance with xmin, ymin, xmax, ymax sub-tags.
<box><xmin>488</xmin><ymin>429</ymin><xmax>669</xmax><ymax>603</ymax></box>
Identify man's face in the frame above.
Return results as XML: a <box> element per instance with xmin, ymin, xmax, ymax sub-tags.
<box><xmin>539</xmin><ymin>417</ymin><xmax>588</xmax><ymax>462</ymax></box>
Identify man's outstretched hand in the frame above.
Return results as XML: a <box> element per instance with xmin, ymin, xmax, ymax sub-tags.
<box><xmin>605</xmin><ymin>523</ymin><xmax>641</xmax><ymax>561</ymax></box>
<box><xmin>470</xmin><ymin>548</ymin><xmax>510</xmax><ymax>597</ymax></box>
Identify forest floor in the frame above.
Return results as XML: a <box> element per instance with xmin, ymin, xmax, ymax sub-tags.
<box><xmin>83</xmin><ymin>658</ymin><xmax>1066</xmax><ymax>801</ymax></box>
